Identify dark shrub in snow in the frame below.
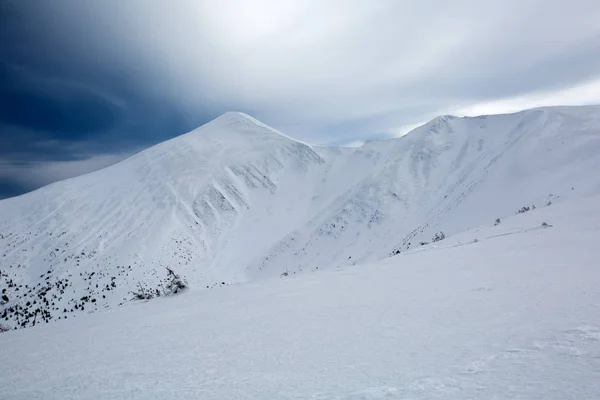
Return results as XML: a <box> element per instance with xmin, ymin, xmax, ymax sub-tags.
<box><xmin>164</xmin><ymin>267</ymin><xmax>189</xmax><ymax>295</ymax></box>
<box><xmin>131</xmin><ymin>267</ymin><xmax>189</xmax><ymax>301</ymax></box>
<box><xmin>432</xmin><ymin>231</ymin><xmax>445</xmax><ymax>242</ymax></box>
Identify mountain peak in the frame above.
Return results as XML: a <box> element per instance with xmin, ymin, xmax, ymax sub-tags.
<box><xmin>211</xmin><ymin>111</ymin><xmax>259</xmax><ymax>124</ymax></box>
<box><xmin>192</xmin><ymin>111</ymin><xmax>299</xmax><ymax>144</ymax></box>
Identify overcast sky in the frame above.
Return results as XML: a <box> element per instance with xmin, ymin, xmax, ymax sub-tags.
<box><xmin>1</xmin><ymin>0</ymin><xmax>600</xmax><ymax>198</ymax></box>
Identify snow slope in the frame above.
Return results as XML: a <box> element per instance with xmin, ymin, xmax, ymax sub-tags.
<box><xmin>1</xmin><ymin>106</ymin><xmax>600</xmax><ymax>329</ymax></box>
<box><xmin>1</xmin><ymin>195</ymin><xmax>599</xmax><ymax>399</ymax></box>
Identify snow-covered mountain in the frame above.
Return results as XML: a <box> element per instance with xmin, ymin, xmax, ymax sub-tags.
<box><xmin>1</xmin><ymin>105</ymin><xmax>600</xmax><ymax>329</ymax></box>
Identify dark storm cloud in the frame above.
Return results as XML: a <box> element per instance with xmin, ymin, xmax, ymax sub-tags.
<box><xmin>0</xmin><ymin>1</ymin><xmax>221</xmax><ymax>198</ymax></box>
<box><xmin>0</xmin><ymin>66</ymin><xmax>121</xmax><ymax>138</ymax></box>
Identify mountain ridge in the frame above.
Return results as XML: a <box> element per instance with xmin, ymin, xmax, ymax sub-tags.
<box><xmin>1</xmin><ymin>105</ymin><xmax>600</xmax><ymax>329</ymax></box>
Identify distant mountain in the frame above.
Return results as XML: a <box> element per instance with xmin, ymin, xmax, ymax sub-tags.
<box><xmin>2</xmin><ymin>106</ymin><xmax>600</xmax><ymax>329</ymax></box>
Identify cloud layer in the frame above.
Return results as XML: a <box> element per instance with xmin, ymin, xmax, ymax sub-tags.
<box><xmin>90</xmin><ymin>0</ymin><xmax>600</xmax><ymax>135</ymax></box>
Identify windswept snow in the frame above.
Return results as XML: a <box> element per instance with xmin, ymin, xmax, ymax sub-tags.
<box><xmin>1</xmin><ymin>106</ymin><xmax>600</xmax><ymax>330</ymax></box>
<box><xmin>1</xmin><ymin>195</ymin><xmax>599</xmax><ymax>399</ymax></box>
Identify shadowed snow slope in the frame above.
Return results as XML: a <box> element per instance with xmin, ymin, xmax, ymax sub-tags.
<box><xmin>1</xmin><ymin>106</ymin><xmax>600</xmax><ymax>329</ymax></box>
<box><xmin>1</xmin><ymin>195</ymin><xmax>599</xmax><ymax>399</ymax></box>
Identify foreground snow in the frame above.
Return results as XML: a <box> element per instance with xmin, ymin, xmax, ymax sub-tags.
<box><xmin>2</xmin><ymin>196</ymin><xmax>599</xmax><ymax>399</ymax></box>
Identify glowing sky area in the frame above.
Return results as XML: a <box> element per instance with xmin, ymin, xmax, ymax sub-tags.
<box><xmin>1</xmin><ymin>0</ymin><xmax>600</xmax><ymax>198</ymax></box>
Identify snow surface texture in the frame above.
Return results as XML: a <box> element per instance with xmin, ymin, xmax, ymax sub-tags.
<box><xmin>1</xmin><ymin>196</ymin><xmax>600</xmax><ymax>399</ymax></box>
<box><xmin>1</xmin><ymin>106</ymin><xmax>600</xmax><ymax>329</ymax></box>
